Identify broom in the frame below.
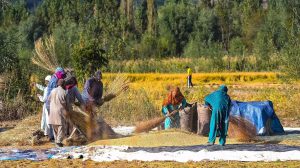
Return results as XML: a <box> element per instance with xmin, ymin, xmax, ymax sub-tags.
<box><xmin>228</xmin><ymin>116</ymin><xmax>257</xmax><ymax>142</ymax></box>
<box><xmin>31</xmin><ymin>36</ymin><xmax>58</xmax><ymax>72</ymax></box>
<box><xmin>102</xmin><ymin>74</ymin><xmax>129</xmax><ymax>103</ymax></box>
<box><xmin>135</xmin><ymin>109</ymin><xmax>179</xmax><ymax>133</ymax></box>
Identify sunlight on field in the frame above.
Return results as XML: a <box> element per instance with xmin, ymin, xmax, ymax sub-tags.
<box><xmin>98</xmin><ymin>73</ymin><xmax>300</xmax><ymax>125</ymax></box>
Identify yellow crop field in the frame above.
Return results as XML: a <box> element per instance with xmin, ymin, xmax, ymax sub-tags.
<box><xmin>99</xmin><ymin>72</ymin><xmax>300</xmax><ymax>126</ymax></box>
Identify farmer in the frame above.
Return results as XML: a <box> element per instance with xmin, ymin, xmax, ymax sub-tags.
<box><xmin>186</xmin><ymin>66</ymin><xmax>193</xmax><ymax>88</ymax></box>
<box><xmin>48</xmin><ymin>79</ymin><xmax>68</xmax><ymax>147</ymax></box>
<box><xmin>35</xmin><ymin>75</ymin><xmax>52</xmax><ymax>138</ymax></box>
<box><xmin>204</xmin><ymin>85</ymin><xmax>231</xmax><ymax>146</ymax></box>
<box><xmin>162</xmin><ymin>87</ymin><xmax>187</xmax><ymax>129</ymax></box>
<box><xmin>65</xmin><ymin>75</ymin><xmax>85</xmax><ymax>137</ymax></box>
<box><xmin>44</xmin><ymin>67</ymin><xmax>65</xmax><ymax>141</ymax></box>
<box><xmin>46</xmin><ymin>67</ymin><xmax>66</xmax><ymax>110</ymax></box>
<box><xmin>82</xmin><ymin>70</ymin><xmax>104</xmax><ymax>107</ymax></box>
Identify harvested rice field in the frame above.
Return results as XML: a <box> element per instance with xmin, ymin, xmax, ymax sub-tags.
<box><xmin>1</xmin><ymin>73</ymin><xmax>300</xmax><ymax>167</ymax></box>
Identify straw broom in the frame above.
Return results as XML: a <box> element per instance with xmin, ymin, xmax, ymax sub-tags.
<box><xmin>101</xmin><ymin>74</ymin><xmax>130</xmax><ymax>104</ymax></box>
<box><xmin>135</xmin><ymin>109</ymin><xmax>179</xmax><ymax>133</ymax></box>
<box><xmin>31</xmin><ymin>36</ymin><xmax>58</xmax><ymax>72</ymax></box>
<box><xmin>228</xmin><ymin>116</ymin><xmax>257</xmax><ymax>142</ymax></box>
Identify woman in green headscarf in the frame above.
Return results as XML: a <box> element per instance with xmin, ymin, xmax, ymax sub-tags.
<box><xmin>204</xmin><ymin>85</ymin><xmax>231</xmax><ymax>146</ymax></box>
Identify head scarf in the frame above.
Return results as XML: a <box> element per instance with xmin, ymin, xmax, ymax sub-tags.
<box><xmin>55</xmin><ymin>67</ymin><xmax>65</xmax><ymax>79</ymax></box>
<box><xmin>218</xmin><ymin>85</ymin><xmax>228</xmax><ymax>93</ymax></box>
<box><xmin>65</xmin><ymin>76</ymin><xmax>78</xmax><ymax>90</ymax></box>
<box><xmin>163</xmin><ymin>87</ymin><xmax>185</xmax><ymax>106</ymax></box>
<box><xmin>45</xmin><ymin>75</ymin><xmax>52</xmax><ymax>81</ymax></box>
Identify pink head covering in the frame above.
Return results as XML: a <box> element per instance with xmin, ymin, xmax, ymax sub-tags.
<box><xmin>55</xmin><ymin>67</ymin><xmax>65</xmax><ymax>79</ymax></box>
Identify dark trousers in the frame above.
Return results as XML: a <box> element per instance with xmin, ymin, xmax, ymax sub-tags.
<box><xmin>187</xmin><ymin>75</ymin><xmax>193</xmax><ymax>88</ymax></box>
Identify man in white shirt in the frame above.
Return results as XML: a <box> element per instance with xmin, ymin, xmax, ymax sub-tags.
<box><xmin>35</xmin><ymin>75</ymin><xmax>52</xmax><ymax>138</ymax></box>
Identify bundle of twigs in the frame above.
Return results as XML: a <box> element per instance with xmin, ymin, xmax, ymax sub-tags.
<box><xmin>69</xmin><ymin>106</ymin><xmax>90</xmax><ymax>138</ymax></box>
<box><xmin>135</xmin><ymin>109</ymin><xmax>179</xmax><ymax>133</ymax></box>
<box><xmin>31</xmin><ymin>36</ymin><xmax>58</xmax><ymax>72</ymax></box>
<box><xmin>228</xmin><ymin>116</ymin><xmax>257</xmax><ymax>142</ymax></box>
<box><xmin>102</xmin><ymin>74</ymin><xmax>130</xmax><ymax>103</ymax></box>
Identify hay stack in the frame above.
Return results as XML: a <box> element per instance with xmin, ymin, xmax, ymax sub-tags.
<box><xmin>31</xmin><ymin>36</ymin><xmax>58</xmax><ymax>72</ymax></box>
<box><xmin>228</xmin><ymin>116</ymin><xmax>257</xmax><ymax>142</ymax></box>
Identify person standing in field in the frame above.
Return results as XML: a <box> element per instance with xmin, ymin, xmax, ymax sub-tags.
<box><xmin>44</xmin><ymin>67</ymin><xmax>65</xmax><ymax>141</ymax></box>
<box><xmin>48</xmin><ymin>79</ymin><xmax>68</xmax><ymax>147</ymax></box>
<box><xmin>162</xmin><ymin>87</ymin><xmax>187</xmax><ymax>129</ymax></box>
<box><xmin>204</xmin><ymin>85</ymin><xmax>231</xmax><ymax>146</ymax></box>
<box><xmin>186</xmin><ymin>66</ymin><xmax>193</xmax><ymax>88</ymax></box>
<box><xmin>64</xmin><ymin>75</ymin><xmax>85</xmax><ymax>137</ymax></box>
<box><xmin>82</xmin><ymin>70</ymin><xmax>104</xmax><ymax>108</ymax></box>
<box><xmin>34</xmin><ymin>75</ymin><xmax>52</xmax><ymax>138</ymax></box>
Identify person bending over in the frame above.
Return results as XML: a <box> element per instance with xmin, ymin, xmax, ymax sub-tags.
<box><xmin>204</xmin><ymin>85</ymin><xmax>231</xmax><ymax>146</ymax></box>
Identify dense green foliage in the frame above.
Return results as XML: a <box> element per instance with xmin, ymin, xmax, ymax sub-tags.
<box><xmin>0</xmin><ymin>0</ymin><xmax>299</xmax><ymax>76</ymax></box>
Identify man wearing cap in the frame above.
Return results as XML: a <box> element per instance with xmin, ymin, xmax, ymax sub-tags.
<box><xmin>34</xmin><ymin>75</ymin><xmax>52</xmax><ymax>138</ymax></box>
<box><xmin>82</xmin><ymin>70</ymin><xmax>103</xmax><ymax>106</ymax></box>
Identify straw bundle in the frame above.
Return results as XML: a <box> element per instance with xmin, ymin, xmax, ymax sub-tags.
<box><xmin>228</xmin><ymin>116</ymin><xmax>257</xmax><ymax>142</ymax></box>
<box><xmin>69</xmin><ymin>106</ymin><xmax>90</xmax><ymax>138</ymax></box>
<box><xmin>135</xmin><ymin>117</ymin><xmax>166</xmax><ymax>133</ymax></box>
<box><xmin>31</xmin><ymin>36</ymin><xmax>58</xmax><ymax>72</ymax></box>
<box><xmin>135</xmin><ymin>109</ymin><xmax>179</xmax><ymax>133</ymax></box>
<box><xmin>102</xmin><ymin>74</ymin><xmax>130</xmax><ymax>103</ymax></box>
<box><xmin>70</xmin><ymin>104</ymin><xmax>121</xmax><ymax>141</ymax></box>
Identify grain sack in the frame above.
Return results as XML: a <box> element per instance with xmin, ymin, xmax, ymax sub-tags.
<box><xmin>196</xmin><ymin>104</ymin><xmax>211</xmax><ymax>136</ymax></box>
<box><xmin>179</xmin><ymin>103</ymin><xmax>197</xmax><ymax>132</ymax></box>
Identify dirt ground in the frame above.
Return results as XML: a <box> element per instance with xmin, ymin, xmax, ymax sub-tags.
<box><xmin>0</xmin><ymin>160</ymin><xmax>300</xmax><ymax>168</ymax></box>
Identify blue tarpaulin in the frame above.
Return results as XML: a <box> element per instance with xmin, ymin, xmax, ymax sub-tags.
<box><xmin>230</xmin><ymin>100</ymin><xmax>285</xmax><ymax>135</ymax></box>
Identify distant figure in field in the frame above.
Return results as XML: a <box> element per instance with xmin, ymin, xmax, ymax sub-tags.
<box><xmin>48</xmin><ymin>79</ymin><xmax>67</xmax><ymax>147</ymax></box>
<box><xmin>186</xmin><ymin>66</ymin><xmax>193</xmax><ymax>88</ymax></box>
<box><xmin>162</xmin><ymin>87</ymin><xmax>187</xmax><ymax>129</ymax></box>
<box><xmin>35</xmin><ymin>75</ymin><xmax>52</xmax><ymax>138</ymax></box>
<box><xmin>82</xmin><ymin>71</ymin><xmax>104</xmax><ymax>107</ymax></box>
<box><xmin>204</xmin><ymin>85</ymin><xmax>231</xmax><ymax>146</ymax></box>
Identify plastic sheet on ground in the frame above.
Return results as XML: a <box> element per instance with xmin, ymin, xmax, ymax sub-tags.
<box><xmin>0</xmin><ymin>128</ymin><xmax>299</xmax><ymax>162</ymax></box>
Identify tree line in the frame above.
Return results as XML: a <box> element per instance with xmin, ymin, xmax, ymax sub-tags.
<box><xmin>0</xmin><ymin>0</ymin><xmax>299</xmax><ymax>90</ymax></box>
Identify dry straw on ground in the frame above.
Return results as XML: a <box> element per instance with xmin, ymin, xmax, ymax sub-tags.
<box><xmin>31</xmin><ymin>36</ymin><xmax>58</xmax><ymax>72</ymax></box>
<box><xmin>228</xmin><ymin>116</ymin><xmax>257</xmax><ymax>142</ymax></box>
<box><xmin>0</xmin><ymin>116</ymin><xmax>40</xmax><ymax>146</ymax></box>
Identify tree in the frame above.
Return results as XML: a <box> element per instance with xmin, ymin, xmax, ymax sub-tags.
<box><xmin>72</xmin><ymin>39</ymin><xmax>108</xmax><ymax>79</ymax></box>
<box><xmin>158</xmin><ymin>1</ymin><xmax>196</xmax><ymax>56</ymax></box>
